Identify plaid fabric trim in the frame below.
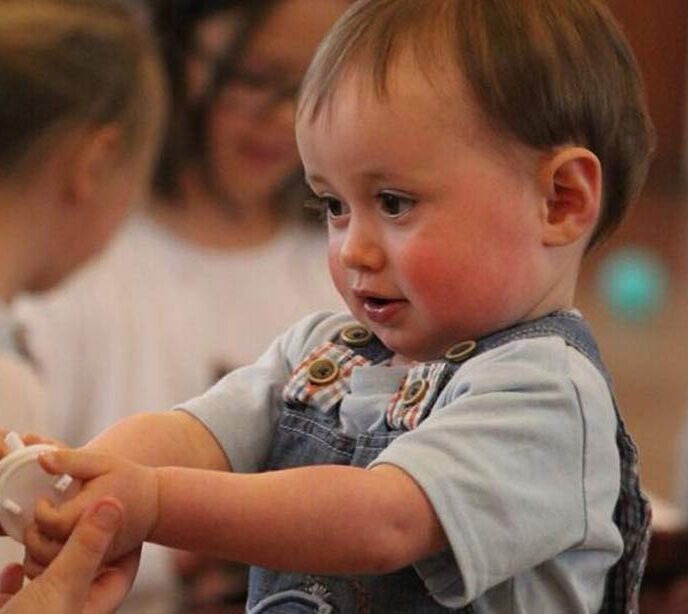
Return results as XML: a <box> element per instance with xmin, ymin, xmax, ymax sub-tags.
<box><xmin>386</xmin><ymin>362</ymin><xmax>453</xmax><ymax>431</ymax></box>
<box><xmin>282</xmin><ymin>342</ymin><xmax>370</xmax><ymax>413</ymax></box>
<box><xmin>600</xmin><ymin>413</ymin><xmax>652</xmax><ymax>614</ymax></box>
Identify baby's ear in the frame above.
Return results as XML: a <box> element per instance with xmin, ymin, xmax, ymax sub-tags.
<box><xmin>539</xmin><ymin>147</ymin><xmax>602</xmax><ymax>247</ymax></box>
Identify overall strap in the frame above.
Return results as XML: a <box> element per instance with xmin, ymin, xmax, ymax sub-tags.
<box><xmin>432</xmin><ymin>311</ymin><xmax>610</xmax><ymax>398</ymax></box>
<box><xmin>474</xmin><ymin>310</ymin><xmax>608</xmax><ymax>379</ymax></box>
<box><xmin>331</xmin><ymin>323</ymin><xmax>393</xmax><ymax>364</ymax></box>
<box><xmin>453</xmin><ymin>311</ymin><xmax>649</xmax><ymax>614</ymax></box>
<box><xmin>335</xmin><ymin>313</ymin><xmax>648</xmax><ymax>614</ymax></box>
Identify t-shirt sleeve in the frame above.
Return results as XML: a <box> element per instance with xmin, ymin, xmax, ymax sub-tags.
<box><xmin>179</xmin><ymin>311</ymin><xmax>352</xmax><ymax>473</ymax></box>
<box><xmin>370</xmin><ymin>337</ymin><xmax>617</xmax><ymax>608</ymax></box>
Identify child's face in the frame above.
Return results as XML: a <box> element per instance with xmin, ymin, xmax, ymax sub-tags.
<box><xmin>297</xmin><ymin>58</ymin><xmax>553</xmax><ymax>362</ymax></box>
<box><xmin>205</xmin><ymin>0</ymin><xmax>349</xmax><ymax>210</ymax></box>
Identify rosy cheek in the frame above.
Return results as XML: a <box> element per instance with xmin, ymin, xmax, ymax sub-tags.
<box><xmin>400</xmin><ymin>250</ymin><xmax>448</xmax><ymax>294</ymax></box>
<box><xmin>327</xmin><ymin>242</ymin><xmax>346</xmax><ymax>290</ymax></box>
<box><xmin>399</xmin><ymin>248</ymin><xmax>481</xmax><ymax>319</ymax></box>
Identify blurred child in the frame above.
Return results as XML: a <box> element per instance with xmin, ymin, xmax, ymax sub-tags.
<box><xmin>16</xmin><ymin>0</ymin><xmax>348</xmax><ymax>460</ymax></box>
<box><xmin>14</xmin><ymin>0</ymin><xmax>348</xmax><ymax>610</ymax></box>
<box><xmin>0</xmin><ymin>0</ymin><xmax>163</xmax><ymax>582</ymax></box>
<box><xmin>20</xmin><ymin>0</ymin><xmax>654</xmax><ymax>612</ymax></box>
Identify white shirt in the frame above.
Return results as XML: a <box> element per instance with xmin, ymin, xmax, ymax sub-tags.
<box><xmin>14</xmin><ymin>213</ymin><xmax>344</xmax><ymax>613</ymax></box>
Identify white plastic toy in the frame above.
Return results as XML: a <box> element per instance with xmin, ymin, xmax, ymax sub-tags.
<box><xmin>0</xmin><ymin>432</ymin><xmax>79</xmax><ymax>543</ymax></box>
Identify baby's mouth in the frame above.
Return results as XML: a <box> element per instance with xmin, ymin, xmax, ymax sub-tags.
<box><xmin>353</xmin><ymin>289</ymin><xmax>406</xmax><ymax>319</ymax></box>
<box><xmin>360</xmin><ymin>295</ymin><xmax>407</xmax><ymax>323</ymax></box>
<box><xmin>364</xmin><ymin>296</ymin><xmax>393</xmax><ymax>308</ymax></box>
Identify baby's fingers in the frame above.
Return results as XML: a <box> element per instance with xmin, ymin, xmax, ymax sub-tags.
<box><xmin>38</xmin><ymin>448</ymin><xmax>112</xmax><ymax>480</ymax></box>
<box><xmin>33</xmin><ymin>497</ymin><xmax>80</xmax><ymax>542</ymax></box>
<box><xmin>23</xmin><ymin>522</ymin><xmax>63</xmax><ymax>568</ymax></box>
<box><xmin>0</xmin><ymin>429</ymin><xmax>10</xmax><ymax>457</ymax></box>
<box><xmin>22</xmin><ymin>552</ymin><xmax>46</xmax><ymax>580</ymax></box>
<box><xmin>23</xmin><ymin>432</ymin><xmax>67</xmax><ymax>448</ymax></box>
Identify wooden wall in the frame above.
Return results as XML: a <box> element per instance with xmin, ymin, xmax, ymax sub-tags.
<box><xmin>607</xmin><ymin>0</ymin><xmax>688</xmax><ymax>182</ymax></box>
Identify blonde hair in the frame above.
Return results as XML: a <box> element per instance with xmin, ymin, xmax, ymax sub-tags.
<box><xmin>0</xmin><ymin>0</ymin><xmax>164</xmax><ymax>176</ymax></box>
<box><xmin>299</xmin><ymin>0</ymin><xmax>655</xmax><ymax>246</ymax></box>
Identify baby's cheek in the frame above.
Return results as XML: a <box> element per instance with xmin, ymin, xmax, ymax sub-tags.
<box><xmin>402</xmin><ymin>251</ymin><xmax>464</xmax><ymax>305</ymax></box>
<box><xmin>327</xmin><ymin>246</ymin><xmax>343</xmax><ymax>285</ymax></box>
<box><xmin>327</xmin><ymin>246</ymin><xmax>352</xmax><ymax>304</ymax></box>
<box><xmin>402</xmin><ymin>247</ymin><xmax>511</xmax><ymax>319</ymax></box>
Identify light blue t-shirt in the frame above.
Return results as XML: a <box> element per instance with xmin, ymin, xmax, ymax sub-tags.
<box><xmin>182</xmin><ymin>311</ymin><xmax>623</xmax><ymax>613</ymax></box>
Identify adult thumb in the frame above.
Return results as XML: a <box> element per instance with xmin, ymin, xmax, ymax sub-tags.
<box><xmin>42</xmin><ymin>498</ymin><xmax>123</xmax><ymax>603</ymax></box>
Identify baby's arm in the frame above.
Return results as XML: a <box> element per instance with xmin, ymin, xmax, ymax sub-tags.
<box><xmin>31</xmin><ymin>451</ymin><xmax>446</xmax><ymax>573</ymax></box>
<box><xmin>83</xmin><ymin>410</ymin><xmax>230</xmax><ymax>471</ymax></box>
<box><xmin>31</xmin><ymin>450</ymin><xmax>446</xmax><ymax>575</ymax></box>
<box><xmin>152</xmin><ymin>462</ymin><xmax>448</xmax><ymax>574</ymax></box>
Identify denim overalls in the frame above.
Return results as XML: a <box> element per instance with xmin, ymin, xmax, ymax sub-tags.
<box><xmin>247</xmin><ymin>312</ymin><xmax>650</xmax><ymax>614</ymax></box>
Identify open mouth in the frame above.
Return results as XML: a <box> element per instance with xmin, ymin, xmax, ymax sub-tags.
<box><xmin>360</xmin><ymin>295</ymin><xmax>406</xmax><ymax>323</ymax></box>
<box><xmin>364</xmin><ymin>296</ymin><xmax>393</xmax><ymax>307</ymax></box>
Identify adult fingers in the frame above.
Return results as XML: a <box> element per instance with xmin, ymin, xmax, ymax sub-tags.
<box><xmin>1</xmin><ymin>499</ymin><xmax>124</xmax><ymax>613</ymax></box>
<box><xmin>39</xmin><ymin>498</ymin><xmax>123</xmax><ymax>606</ymax></box>
<box><xmin>0</xmin><ymin>564</ymin><xmax>24</xmax><ymax>606</ymax></box>
<box><xmin>23</xmin><ymin>523</ymin><xmax>62</xmax><ymax>568</ymax></box>
<box><xmin>83</xmin><ymin>548</ymin><xmax>141</xmax><ymax>614</ymax></box>
<box><xmin>49</xmin><ymin>498</ymin><xmax>122</xmax><ymax>578</ymax></box>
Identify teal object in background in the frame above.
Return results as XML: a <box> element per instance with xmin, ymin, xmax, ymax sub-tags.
<box><xmin>597</xmin><ymin>247</ymin><xmax>668</xmax><ymax>322</ymax></box>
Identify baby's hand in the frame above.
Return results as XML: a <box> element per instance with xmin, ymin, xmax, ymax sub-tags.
<box><xmin>23</xmin><ymin>449</ymin><xmax>159</xmax><ymax>578</ymax></box>
<box><xmin>0</xmin><ymin>430</ymin><xmax>66</xmax><ymax>458</ymax></box>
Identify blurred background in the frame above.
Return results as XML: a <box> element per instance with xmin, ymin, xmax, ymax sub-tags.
<box><xmin>6</xmin><ymin>0</ymin><xmax>688</xmax><ymax>611</ymax></box>
<box><xmin>580</xmin><ymin>0</ymin><xmax>688</xmax><ymax>506</ymax></box>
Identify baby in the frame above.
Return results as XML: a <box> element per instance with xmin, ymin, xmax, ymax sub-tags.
<box><xmin>16</xmin><ymin>0</ymin><xmax>653</xmax><ymax>612</ymax></box>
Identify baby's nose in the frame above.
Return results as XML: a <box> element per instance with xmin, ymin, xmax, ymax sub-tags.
<box><xmin>339</xmin><ymin>223</ymin><xmax>385</xmax><ymax>271</ymax></box>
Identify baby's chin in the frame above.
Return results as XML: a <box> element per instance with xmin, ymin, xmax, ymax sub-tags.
<box><xmin>377</xmin><ymin>333</ymin><xmax>448</xmax><ymax>364</ymax></box>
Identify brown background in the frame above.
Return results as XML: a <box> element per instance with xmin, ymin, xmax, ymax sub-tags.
<box><xmin>578</xmin><ymin>3</ymin><xmax>688</xmax><ymax>504</ymax></box>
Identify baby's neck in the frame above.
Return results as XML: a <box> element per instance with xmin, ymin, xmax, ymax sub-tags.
<box><xmin>390</xmin><ymin>354</ymin><xmax>414</xmax><ymax>367</ymax></box>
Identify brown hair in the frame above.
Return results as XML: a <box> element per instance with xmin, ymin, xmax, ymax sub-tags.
<box><xmin>151</xmin><ymin>0</ymin><xmax>279</xmax><ymax>199</ymax></box>
<box><xmin>0</xmin><ymin>0</ymin><xmax>164</xmax><ymax>177</ymax></box>
<box><xmin>299</xmin><ymin>0</ymin><xmax>655</xmax><ymax>246</ymax></box>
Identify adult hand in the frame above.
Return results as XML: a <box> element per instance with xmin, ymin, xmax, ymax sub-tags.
<box><xmin>0</xmin><ymin>497</ymin><xmax>140</xmax><ymax>614</ymax></box>
<box><xmin>27</xmin><ymin>449</ymin><xmax>158</xmax><ymax>574</ymax></box>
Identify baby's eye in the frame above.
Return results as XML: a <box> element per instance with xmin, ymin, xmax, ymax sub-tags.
<box><xmin>378</xmin><ymin>192</ymin><xmax>415</xmax><ymax>218</ymax></box>
<box><xmin>304</xmin><ymin>192</ymin><xmax>349</xmax><ymax>220</ymax></box>
<box><xmin>323</xmin><ymin>196</ymin><xmax>349</xmax><ymax>219</ymax></box>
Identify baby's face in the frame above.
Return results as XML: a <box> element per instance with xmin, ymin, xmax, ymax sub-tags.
<box><xmin>297</xmin><ymin>58</ymin><xmax>553</xmax><ymax>362</ymax></box>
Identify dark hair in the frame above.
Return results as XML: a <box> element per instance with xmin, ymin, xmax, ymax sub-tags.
<box><xmin>151</xmin><ymin>0</ymin><xmax>279</xmax><ymax>199</ymax></box>
<box><xmin>0</xmin><ymin>0</ymin><xmax>163</xmax><ymax>176</ymax></box>
<box><xmin>299</xmin><ymin>0</ymin><xmax>655</xmax><ymax>246</ymax></box>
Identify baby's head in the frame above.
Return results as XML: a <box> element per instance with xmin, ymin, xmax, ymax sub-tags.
<box><xmin>0</xmin><ymin>0</ymin><xmax>166</xmax><ymax>292</ymax></box>
<box><xmin>299</xmin><ymin>0</ymin><xmax>653</xmax><ymax>245</ymax></box>
<box><xmin>295</xmin><ymin>0</ymin><xmax>654</xmax><ymax>360</ymax></box>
